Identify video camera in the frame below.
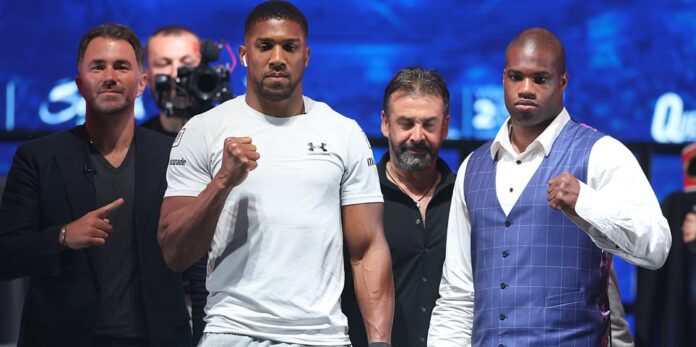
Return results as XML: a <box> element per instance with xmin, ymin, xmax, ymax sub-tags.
<box><xmin>154</xmin><ymin>40</ymin><xmax>234</xmax><ymax>119</ymax></box>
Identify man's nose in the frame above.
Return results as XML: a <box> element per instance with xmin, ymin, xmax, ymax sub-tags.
<box><xmin>412</xmin><ymin>125</ymin><xmax>425</xmax><ymax>142</ymax></box>
<box><xmin>269</xmin><ymin>46</ymin><xmax>286</xmax><ymax>68</ymax></box>
<box><xmin>171</xmin><ymin>62</ymin><xmax>180</xmax><ymax>78</ymax></box>
<box><xmin>518</xmin><ymin>78</ymin><xmax>535</xmax><ymax>99</ymax></box>
<box><xmin>103</xmin><ymin>67</ymin><xmax>117</xmax><ymax>84</ymax></box>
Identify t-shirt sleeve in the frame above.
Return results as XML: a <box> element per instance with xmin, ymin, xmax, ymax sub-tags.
<box><xmin>340</xmin><ymin>121</ymin><xmax>383</xmax><ymax>206</ymax></box>
<box><xmin>165</xmin><ymin>116</ymin><xmax>213</xmax><ymax>197</ymax></box>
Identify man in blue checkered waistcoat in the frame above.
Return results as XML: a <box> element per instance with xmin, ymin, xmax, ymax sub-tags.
<box><xmin>428</xmin><ymin>27</ymin><xmax>672</xmax><ymax>347</ymax></box>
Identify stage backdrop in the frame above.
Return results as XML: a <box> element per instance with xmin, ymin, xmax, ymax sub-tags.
<box><xmin>1</xmin><ymin>0</ymin><xmax>693</xmax><ymax>333</ymax></box>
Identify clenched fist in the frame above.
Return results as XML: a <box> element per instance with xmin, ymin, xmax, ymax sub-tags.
<box><xmin>547</xmin><ymin>171</ymin><xmax>580</xmax><ymax>216</ymax></box>
<box><xmin>214</xmin><ymin>137</ymin><xmax>260</xmax><ymax>189</ymax></box>
<box><xmin>63</xmin><ymin>198</ymin><xmax>125</xmax><ymax>249</ymax></box>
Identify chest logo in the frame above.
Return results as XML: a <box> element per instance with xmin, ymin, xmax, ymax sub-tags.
<box><xmin>307</xmin><ymin>142</ymin><xmax>328</xmax><ymax>152</ymax></box>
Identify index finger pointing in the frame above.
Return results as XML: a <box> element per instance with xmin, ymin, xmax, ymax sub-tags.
<box><xmin>96</xmin><ymin>198</ymin><xmax>125</xmax><ymax>218</ymax></box>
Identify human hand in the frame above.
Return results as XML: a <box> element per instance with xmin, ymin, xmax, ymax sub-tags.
<box><xmin>683</xmin><ymin>212</ymin><xmax>696</xmax><ymax>244</ymax></box>
<box><xmin>214</xmin><ymin>137</ymin><xmax>260</xmax><ymax>189</ymax></box>
<box><xmin>547</xmin><ymin>171</ymin><xmax>580</xmax><ymax>216</ymax></box>
<box><xmin>63</xmin><ymin>198</ymin><xmax>125</xmax><ymax>249</ymax></box>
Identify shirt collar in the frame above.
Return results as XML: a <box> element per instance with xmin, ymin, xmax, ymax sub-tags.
<box><xmin>489</xmin><ymin>108</ymin><xmax>571</xmax><ymax>159</ymax></box>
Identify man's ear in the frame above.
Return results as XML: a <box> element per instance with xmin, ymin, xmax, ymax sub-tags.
<box><xmin>442</xmin><ymin>114</ymin><xmax>450</xmax><ymax>140</ymax></box>
<box><xmin>75</xmin><ymin>75</ymin><xmax>84</xmax><ymax>97</ymax></box>
<box><xmin>136</xmin><ymin>71</ymin><xmax>147</xmax><ymax>97</ymax></box>
<box><xmin>381</xmin><ymin>110</ymin><xmax>390</xmax><ymax>138</ymax></box>
<box><xmin>304</xmin><ymin>47</ymin><xmax>311</xmax><ymax>68</ymax></box>
<box><xmin>238</xmin><ymin>45</ymin><xmax>247</xmax><ymax>67</ymax></box>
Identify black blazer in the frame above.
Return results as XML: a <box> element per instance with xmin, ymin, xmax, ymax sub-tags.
<box><xmin>635</xmin><ymin>191</ymin><xmax>696</xmax><ymax>347</ymax></box>
<box><xmin>0</xmin><ymin>126</ymin><xmax>191</xmax><ymax>347</ymax></box>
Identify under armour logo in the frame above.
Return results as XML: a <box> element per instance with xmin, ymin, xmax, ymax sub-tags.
<box><xmin>308</xmin><ymin>142</ymin><xmax>328</xmax><ymax>152</ymax></box>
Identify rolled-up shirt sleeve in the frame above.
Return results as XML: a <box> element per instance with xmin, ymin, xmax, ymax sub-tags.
<box><xmin>573</xmin><ymin>136</ymin><xmax>671</xmax><ymax>270</ymax></box>
<box><xmin>428</xmin><ymin>155</ymin><xmax>475</xmax><ymax>346</ymax></box>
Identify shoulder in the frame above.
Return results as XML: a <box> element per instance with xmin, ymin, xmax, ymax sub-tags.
<box><xmin>306</xmin><ymin>98</ymin><xmax>359</xmax><ymax>128</ymax></box>
<box><xmin>194</xmin><ymin>96</ymin><xmax>244</xmax><ymax>124</ymax></box>
<box><xmin>136</xmin><ymin>126</ymin><xmax>175</xmax><ymax>150</ymax></box>
<box><xmin>591</xmin><ymin>135</ymin><xmax>630</xmax><ymax>156</ymax></box>
<box><xmin>16</xmin><ymin>127</ymin><xmax>83</xmax><ymax>157</ymax></box>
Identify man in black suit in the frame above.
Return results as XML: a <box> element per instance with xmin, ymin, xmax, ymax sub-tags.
<box><xmin>0</xmin><ymin>23</ymin><xmax>191</xmax><ymax>347</ymax></box>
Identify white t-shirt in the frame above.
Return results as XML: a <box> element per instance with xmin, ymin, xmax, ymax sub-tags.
<box><xmin>165</xmin><ymin>95</ymin><xmax>383</xmax><ymax>345</ymax></box>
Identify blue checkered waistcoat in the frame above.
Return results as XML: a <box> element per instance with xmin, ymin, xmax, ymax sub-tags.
<box><xmin>464</xmin><ymin>120</ymin><xmax>611</xmax><ymax>346</ymax></box>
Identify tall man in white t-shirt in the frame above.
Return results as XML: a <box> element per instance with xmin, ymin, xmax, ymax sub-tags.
<box><xmin>157</xmin><ymin>1</ymin><xmax>394</xmax><ymax>346</ymax></box>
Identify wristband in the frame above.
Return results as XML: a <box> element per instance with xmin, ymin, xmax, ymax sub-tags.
<box><xmin>368</xmin><ymin>343</ymin><xmax>392</xmax><ymax>347</ymax></box>
<box><xmin>59</xmin><ymin>225</ymin><xmax>68</xmax><ymax>248</ymax></box>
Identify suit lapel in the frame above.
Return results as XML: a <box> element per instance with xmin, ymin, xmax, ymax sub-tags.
<box><xmin>133</xmin><ymin>128</ymin><xmax>168</xmax><ymax>250</ymax></box>
<box><xmin>55</xmin><ymin>127</ymin><xmax>103</xmax><ymax>286</ymax></box>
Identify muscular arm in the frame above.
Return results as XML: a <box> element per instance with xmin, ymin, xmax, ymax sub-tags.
<box><xmin>158</xmin><ymin>137</ymin><xmax>258</xmax><ymax>272</ymax></box>
<box><xmin>343</xmin><ymin>202</ymin><xmax>394</xmax><ymax>344</ymax></box>
<box><xmin>158</xmin><ymin>179</ymin><xmax>231</xmax><ymax>272</ymax></box>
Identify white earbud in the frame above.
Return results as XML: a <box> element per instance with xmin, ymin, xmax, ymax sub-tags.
<box><xmin>241</xmin><ymin>55</ymin><xmax>247</xmax><ymax>67</ymax></box>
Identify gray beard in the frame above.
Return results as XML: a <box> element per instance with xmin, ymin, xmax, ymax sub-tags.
<box><xmin>394</xmin><ymin>147</ymin><xmax>434</xmax><ymax>172</ymax></box>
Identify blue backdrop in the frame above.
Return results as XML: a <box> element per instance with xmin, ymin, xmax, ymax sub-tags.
<box><xmin>2</xmin><ymin>0</ymin><xmax>695</xmax><ymax>143</ymax></box>
<box><xmin>1</xmin><ymin>0</ymin><xmax>693</xmax><ymax>334</ymax></box>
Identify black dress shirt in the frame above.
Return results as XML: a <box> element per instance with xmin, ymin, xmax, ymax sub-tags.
<box><xmin>343</xmin><ymin>153</ymin><xmax>455</xmax><ymax>347</ymax></box>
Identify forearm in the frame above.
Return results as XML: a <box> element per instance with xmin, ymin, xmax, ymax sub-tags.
<box><xmin>428</xmin><ymin>282</ymin><xmax>474</xmax><ymax>346</ymax></box>
<box><xmin>580</xmin><ymin>137</ymin><xmax>672</xmax><ymax>269</ymax></box>
<box><xmin>574</xmin><ymin>183</ymin><xmax>671</xmax><ymax>269</ymax></box>
<box><xmin>158</xmin><ymin>176</ymin><xmax>232</xmax><ymax>272</ymax></box>
<box><xmin>351</xmin><ymin>237</ymin><xmax>394</xmax><ymax>343</ymax></box>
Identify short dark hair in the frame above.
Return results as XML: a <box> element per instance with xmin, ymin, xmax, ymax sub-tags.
<box><xmin>77</xmin><ymin>23</ymin><xmax>144</xmax><ymax>71</ymax></box>
<box><xmin>145</xmin><ymin>25</ymin><xmax>198</xmax><ymax>49</ymax></box>
<box><xmin>244</xmin><ymin>1</ymin><xmax>308</xmax><ymax>38</ymax></box>
<box><xmin>145</xmin><ymin>25</ymin><xmax>199</xmax><ymax>58</ymax></box>
<box><xmin>382</xmin><ymin>67</ymin><xmax>450</xmax><ymax>117</ymax></box>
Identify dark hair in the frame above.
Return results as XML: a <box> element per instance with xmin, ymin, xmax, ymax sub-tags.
<box><xmin>382</xmin><ymin>66</ymin><xmax>450</xmax><ymax>117</ymax></box>
<box><xmin>145</xmin><ymin>25</ymin><xmax>199</xmax><ymax>60</ymax></box>
<box><xmin>77</xmin><ymin>23</ymin><xmax>144</xmax><ymax>71</ymax></box>
<box><xmin>245</xmin><ymin>1</ymin><xmax>308</xmax><ymax>38</ymax></box>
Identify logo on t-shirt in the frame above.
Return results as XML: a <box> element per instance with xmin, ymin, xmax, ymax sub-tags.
<box><xmin>172</xmin><ymin>128</ymin><xmax>186</xmax><ymax>147</ymax></box>
<box><xmin>169</xmin><ymin>158</ymin><xmax>187</xmax><ymax>166</ymax></box>
<box><xmin>307</xmin><ymin>142</ymin><xmax>328</xmax><ymax>153</ymax></box>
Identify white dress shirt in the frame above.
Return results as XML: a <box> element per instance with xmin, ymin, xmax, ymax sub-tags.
<box><xmin>428</xmin><ymin>109</ymin><xmax>671</xmax><ymax>346</ymax></box>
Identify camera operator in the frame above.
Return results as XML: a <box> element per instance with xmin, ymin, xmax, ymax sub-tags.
<box><xmin>143</xmin><ymin>25</ymin><xmax>201</xmax><ymax>136</ymax></box>
<box><xmin>143</xmin><ymin>25</ymin><xmax>207</xmax><ymax>346</ymax></box>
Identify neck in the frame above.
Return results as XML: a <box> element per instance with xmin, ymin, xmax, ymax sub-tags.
<box><xmin>245</xmin><ymin>86</ymin><xmax>305</xmax><ymax>117</ymax></box>
<box><xmin>386</xmin><ymin>158</ymin><xmax>439</xmax><ymax>194</ymax></box>
<box><xmin>85</xmin><ymin>111</ymin><xmax>134</xmax><ymax>155</ymax></box>
<box><xmin>509</xmin><ymin>117</ymin><xmax>553</xmax><ymax>154</ymax></box>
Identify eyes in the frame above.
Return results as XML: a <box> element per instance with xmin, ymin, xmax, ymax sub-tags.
<box><xmin>257</xmin><ymin>40</ymin><xmax>301</xmax><ymax>53</ymax></box>
<box><xmin>89</xmin><ymin>61</ymin><xmax>132</xmax><ymax>71</ymax></box>
<box><xmin>152</xmin><ymin>57</ymin><xmax>198</xmax><ymax>69</ymax></box>
<box><xmin>397</xmin><ymin>118</ymin><xmax>438</xmax><ymax>130</ymax></box>
<box><xmin>507</xmin><ymin>71</ymin><xmax>551</xmax><ymax>84</ymax></box>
